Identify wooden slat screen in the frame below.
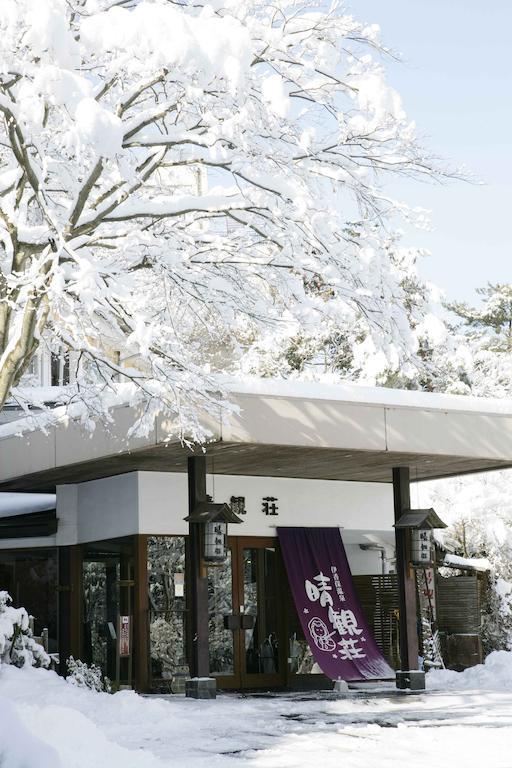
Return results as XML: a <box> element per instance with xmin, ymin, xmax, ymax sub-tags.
<box><xmin>353</xmin><ymin>574</ymin><xmax>400</xmax><ymax>669</ymax></box>
<box><xmin>436</xmin><ymin>575</ymin><xmax>481</xmax><ymax>634</ymax></box>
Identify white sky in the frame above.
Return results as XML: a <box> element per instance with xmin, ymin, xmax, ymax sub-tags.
<box><xmin>350</xmin><ymin>0</ymin><xmax>511</xmax><ymax>303</ymax></box>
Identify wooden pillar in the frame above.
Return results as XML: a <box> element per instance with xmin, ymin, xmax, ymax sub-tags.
<box><xmin>187</xmin><ymin>456</ymin><xmax>210</xmax><ymax>679</ymax></box>
<box><xmin>118</xmin><ymin>549</ymin><xmax>133</xmax><ymax>687</ymax></box>
<box><xmin>393</xmin><ymin>467</ymin><xmax>419</xmax><ymax>672</ymax></box>
<box><xmin>58</xmin><ymin>544</ymin><xmax>81</xmax><ymax>676</ymax></box>
<box><xmin>134</xmin><ymin>535</ymin><xmax>150</xmax><ymax>693</ymax></box>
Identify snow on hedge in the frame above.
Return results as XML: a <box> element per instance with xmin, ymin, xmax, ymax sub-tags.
<box><xmin>0</xmin><ymin>591</ymin><xmax>50</xmax><ymax>669</ymax></box>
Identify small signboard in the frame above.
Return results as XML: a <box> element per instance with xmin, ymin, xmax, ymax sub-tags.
<box><xmin>174</xmin><ymin>573</ymin><xmax>184</xmax><ymax>598</ymax></box>
<box><xmin>118</xmin><ymin>615</ymin><xmax>131</xmax><ymax>658</ymax></box>
<box><xmin>421</xmin><ymin>567</ymin><xmax>436</xmax><ymax>614</ymax></box>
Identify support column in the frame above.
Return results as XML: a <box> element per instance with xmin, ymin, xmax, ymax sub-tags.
<box><xmin>134</xmin><ymin>535</ymin><xmax>150</xmax><ymax>693</ymax></box>
<box><xmin>186</xmin><ymin>456</ymin><xmax>216</xmax><ymax>699</ymax></box>
<box><xmin>117</xmin><ymin>549</ymin><xmax>133</xmax><ymax>688</ymax></box>
<box><xmin>58</xmin><ymin>545</ymin><xmax>81</xmax><ymax>677</ymax></box>
<box><xmin>393</xmin><ymin>467</ymin><xmax>424</xmax><ymax>690</ymax></box>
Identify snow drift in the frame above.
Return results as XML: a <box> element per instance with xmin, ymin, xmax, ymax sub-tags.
<box><xmin>428</xmin><ymin>650</ymin><xmax>512</xmax><ymax>691</ymax></box>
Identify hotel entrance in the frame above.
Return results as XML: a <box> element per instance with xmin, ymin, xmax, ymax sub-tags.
<box><xmin>208</xmin><ymin>537</ymin><xmax>286</xmax><ymax>689</ymax></box>
<box><xmin>82</xmin><ymin>538</ymin><xmax>135</xmax><ymax>687</ymax></box>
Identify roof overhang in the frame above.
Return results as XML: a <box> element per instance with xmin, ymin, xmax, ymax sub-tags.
<box><xmin>1</xmin><ymin>379</ymin><xmax>512</xmax><ymax>491</ymax></box>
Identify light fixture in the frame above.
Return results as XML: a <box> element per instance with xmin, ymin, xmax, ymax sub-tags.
<box><xmin>394</xmin><ymin>508</ymin><xmax>447</xmax><ymax>569</ymax></box>
<box><xmin>184</xmin><ymin>498</ymin><xmax>243</xmax><ymax>565</ymax></box>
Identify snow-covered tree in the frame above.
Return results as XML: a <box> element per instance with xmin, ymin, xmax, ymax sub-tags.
<box><xmin>422</xmin><ymin>473</ymin><xmax>512</xmax><ymax>654</ymax></box>
<box><xmin>0</xmin><ymin>0</ymin><xmax>449</xmax><ymax>437</ymax></box>
<box><xmin>448</xmin><ymin>284</ymin><xmax>512</xmax><ymax>398</ymax></box>
<box><xmin>451</xmin><ymin>284</ymin><xmax>512</xmax><ymax>351</ymax></box>
<box><xmin>244</xmin><ymin>243</ymin><xmax>464</xmax><ymax>389</ymax></box>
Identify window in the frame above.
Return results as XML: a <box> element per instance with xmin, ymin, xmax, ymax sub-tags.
<box><xmin>0</xmin><ymin>549</ymin><xmax>58</xmax><ymax>652</ymax></box>
<box><xmin>147</xmin><ymin>536</ymin><xmax>188</xmax><ymax>692</ymax></box>
<box><xmin>50</xmin><ymin>352</ymin><xmax>70</xmax><ymax>386</ymax></box>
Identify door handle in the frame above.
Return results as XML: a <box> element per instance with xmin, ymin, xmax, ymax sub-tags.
<box><xmin>241</xmin><ymin>614</ymin><xmax>255</xmax><ymax>630</ymax></box>
<box><xmin>223</xmin><ymin>614</ymin><xmax>256</xmax><ymax>630</ymax></box>
<box><xmin>223</xmin><ymin>614</ymin><xmax>241</xmax><ymax>630</ymax></box>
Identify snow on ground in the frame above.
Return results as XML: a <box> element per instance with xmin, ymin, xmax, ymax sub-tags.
<box><xmin>3</xmin><ymin>655</ymin><xmax>512</xmax><ymax>767</ymax></box>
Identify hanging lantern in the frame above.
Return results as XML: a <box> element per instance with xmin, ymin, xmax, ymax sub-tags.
<box><xmin>411</xmin><ymin>527</ymin><xmax>434</xmax><ymax>567</ymax></box>
<box><xmin>394</xmin><ymin>508</ymin><xmax>447</xmax><ymax>569</ymax></box>
<box><xmin>184</xmin><ymin>498</ymin><xmax>243</xmax><ymax>566</ymax></box>
<box><xmin>204</xmin><ymin>520</ymin><xmax>228</xmax><ymax>563</ymax></box>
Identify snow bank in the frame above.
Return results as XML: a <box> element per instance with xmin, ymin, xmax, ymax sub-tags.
<box><xmin>428</xmin><ymin>650</ymin><xmax>512</xmax><ymax>691</ymax></box>
<box><xmin>0</xmin><ymin>667</ymin><xmax>167</xmax><ymax>768</ymax></box>
<box><xmin>4</xmin><ymin>662</ymin><xmax>512</xmax><ymax>768</ymax></box>
<box><xmin>0</xmin><ymin>694</ymin><xmax>60</xmax><ymax>768</ymax></box>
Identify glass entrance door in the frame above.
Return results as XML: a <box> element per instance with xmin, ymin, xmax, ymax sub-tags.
<box><xmin>82</xmin><ymin>538</ymin><xmax>134</xmax><ymax>687</ymax></box>
<box><xmin>209</xmin><ymin>537</ymin><xmax>285</xmax><ymax>689</ymax></box>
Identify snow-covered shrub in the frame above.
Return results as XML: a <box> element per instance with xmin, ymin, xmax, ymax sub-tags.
<box><xmin>0</xmin><ymin>591</ymin><xmax>50</xmax><ymax>669</ymax></box>
<box><xmin>66</xmin><ymin>657</ymin><xmax>111</xmax><ymax>693</ymax></box>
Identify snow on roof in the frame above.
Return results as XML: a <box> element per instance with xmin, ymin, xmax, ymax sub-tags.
<box><xmin>443</xmin><ymin>553</ymin><xmax>491</xmax><ymax>572</ymax></box>
<box><xmin>224</xmin><ymin>376</ymin><xmax>512</xmax><ymax>416</ymax></box>
<box><xmin>0</xmin><ymin>493</ymin><xmax>56</xmax><ymax>518</ymax></box>
<box><xmin>2</xmin><ymin>376</ymin><xmax>512</xmax><ymax>443</ymax></box>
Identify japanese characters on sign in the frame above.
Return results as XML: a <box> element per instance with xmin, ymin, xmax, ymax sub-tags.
<box><xmin>304</xmin><ymin>569</ymin><xmax>367</xmax><ymax>661</ymax></box>
<box><xmin>277</xmin><ymin>527</ymin><xmax>394</xmax><ymax>681</ymax></box>
<box><xmin>262</xmin><ymin>496</ymin><xmax>279</xmax><ymax>516</ymax></box>
<box><xmin>411</xmin><ymin>528</ymin><xmax>434</xmax><ymax>567</ymax></box>
<box><xmin>230</xmin><ymin>496</ymin><xmax>246</xmax><ymax>516</ymax></box>
<box><xmin>204</xmin><ymin>521</ymin><xmax>228</xmax><ymax>563</ymax></box>
<box><xmin>420</xmin><ymin>567</ymin><xmax>436</xmax><ymax>613</ymax></box>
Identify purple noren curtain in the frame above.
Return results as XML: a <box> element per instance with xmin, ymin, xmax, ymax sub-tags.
<box><xmin>278</xmin><ymin>527</ymin><xmax>394</xmax><ymax>681</ymax></box>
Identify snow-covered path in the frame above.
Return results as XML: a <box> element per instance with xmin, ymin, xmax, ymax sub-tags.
<box><xmin>2</xmin><ymin>656</ymin><xmax>512</xmax><ymax>768</ymax></box>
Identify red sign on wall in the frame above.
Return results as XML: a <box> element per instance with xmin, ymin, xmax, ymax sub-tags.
<box><xmin>118</xmin><ymin>615</ymin><xmax>131</xmax><ymax>657</ymax></box>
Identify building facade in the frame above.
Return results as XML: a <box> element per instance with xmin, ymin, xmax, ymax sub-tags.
<box><xmin>2</xmin><ymin>379</ymin><xmax>512</xmax><ymax>692</ymax></box>
<box><xmin>0</xmin><ymin>472</ymin><xmax>395</xmax><ymax>691</ymax></box>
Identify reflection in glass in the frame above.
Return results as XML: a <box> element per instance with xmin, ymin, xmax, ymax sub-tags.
<box><xmin>208</xmin><ymin>552</ymin><xmax>234</xmax><ymax>675</ymax></box>
<box><xmin>244</xmin><ymin>548</ymin><xmax>279</xmax><ymax>675</ymax></box>
<box><xmin>82</xmin><ymin>538</ymin><xmax>134</xmax><ymax>685</ymax></box>
<box><xmin>147</xmin><ymin>536</ymin><xmax>188</xmax><ymax>690</ymax></box>
<box><xmin>83</xmin><ymin>559</ymin><xmax>119</xmax><ymax>675</ymax></box>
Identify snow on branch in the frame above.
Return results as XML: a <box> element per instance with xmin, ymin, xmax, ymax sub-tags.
<box><xmin>0</xmin><ymin>0</ymin><xmax>453</xmax><ymax>439</ymax></box>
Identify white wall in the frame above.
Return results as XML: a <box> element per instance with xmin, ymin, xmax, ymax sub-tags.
<box><xmin>76</xmin><ymin>472</ymin><xmax>139</xmax><ymax>542</ymax></box>
<box><xmin>56</xmin><ymin>484</ymin><xmax>78</xmax><ymax>546</ymax></box>
<box><xmin>3</xmin><ymin>473</ymin><xmax>395</xmax><ymax>574</ymax></box>
<box><xmin>48</xmin><ymin>471</ymin><xmax>395</xmax><ymax>574</ymax></box>
<box><xmin>138</xmin><ymin>472</ymin><xmax>394</xmax><ymax>574</ymax></box>
<box><xmin>137</xmin><ymin>471</ymin><xmax>394</xmax><ymax>535</ymax></box>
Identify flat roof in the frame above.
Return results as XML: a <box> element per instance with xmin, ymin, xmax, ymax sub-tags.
<box><xmin>224</xmin><ymin>378</ymin><xmax>512</xmax><ymax>416</ymax></box>
<box><xmin>1</xmin><ymin>378</ymin><xmax>512</xmax><ymax>490</ymax></box>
